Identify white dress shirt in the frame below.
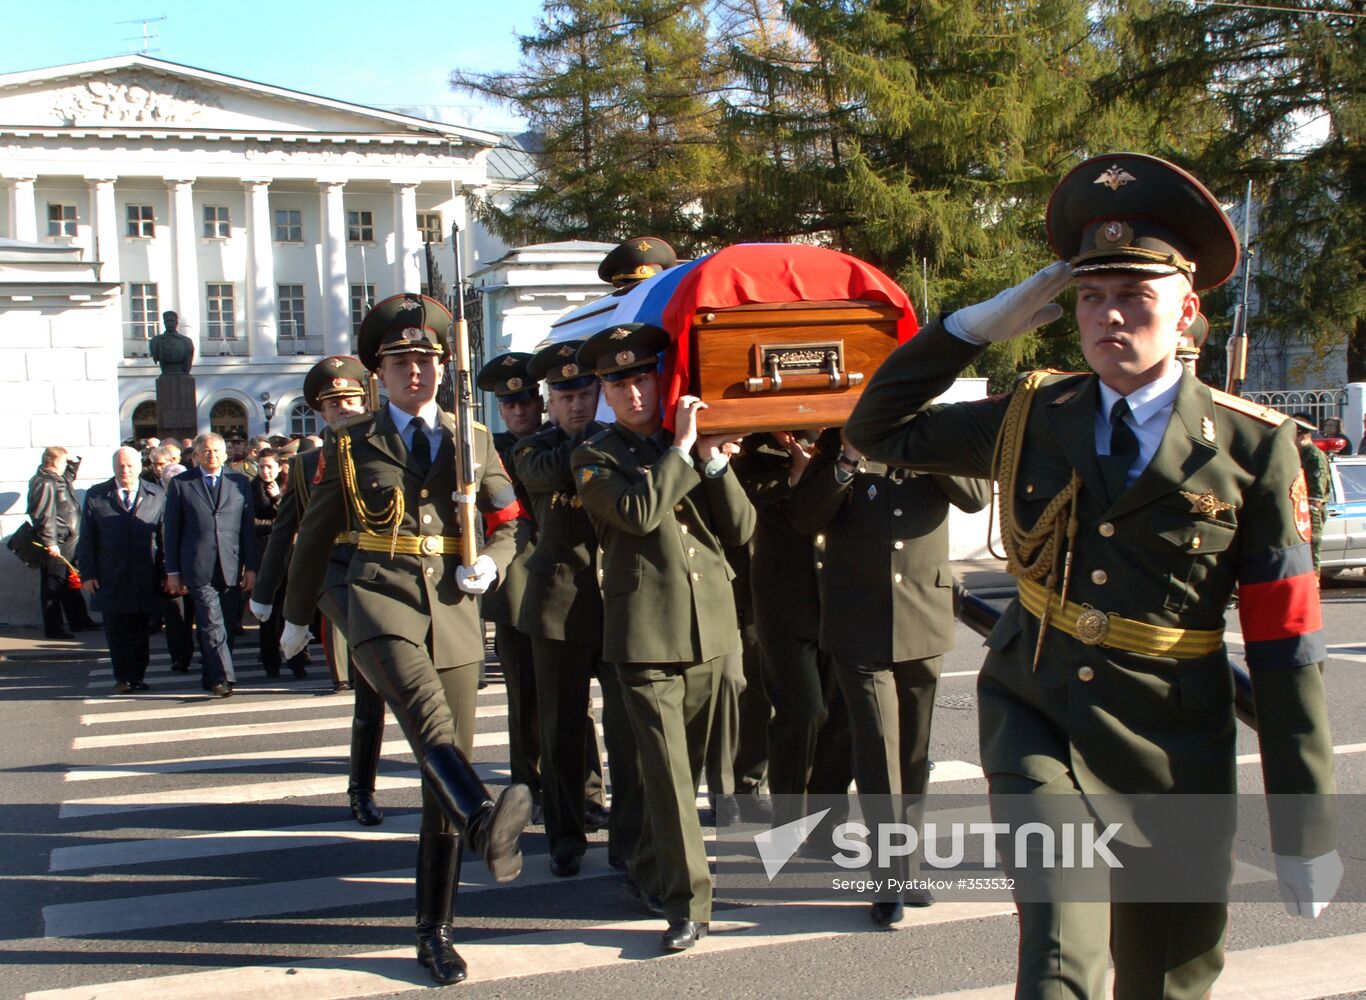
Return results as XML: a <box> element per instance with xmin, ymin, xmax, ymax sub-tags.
<box><xmin>1095</xmin><ymin>361</ymin><xmax>1184</xmax><ymax>488</ymax></box>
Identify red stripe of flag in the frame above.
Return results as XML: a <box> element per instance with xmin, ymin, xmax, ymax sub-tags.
<box><xmin>1238</xmin><ymin>573</ymin><xmax>1322</xmax><ymax>642</ymax></box>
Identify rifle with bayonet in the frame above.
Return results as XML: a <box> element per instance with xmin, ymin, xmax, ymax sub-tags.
<box><xmin>450</xmin><ymin>221</ymin><xmax>479</xmax><ymax>566</ymax></box>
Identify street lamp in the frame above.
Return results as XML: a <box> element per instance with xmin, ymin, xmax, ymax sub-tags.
<box><xmin>261</xmin><ymin>391</ymin><xmax>276</xmax><ymax>434</ymax></box>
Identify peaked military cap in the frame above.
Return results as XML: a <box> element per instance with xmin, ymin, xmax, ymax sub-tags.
<box><xmin>477</xmin><ymin>352</ymin><xmax>536</xmax><ymax>401</ymax></box>
<box><xmin>1047</xmin><ymin>153</ymin><xmax>1239</xmax><ymax>291</ymax></box>
<box><xmin>303</xmin><ymin>355</ymin><xmax>369</xmax><ymax>410</ymax></box>
<box><xmin>577</xmin><ymin>323</ymin><xmax>671</xmax><ymax>379</ymax></box>
<box><xmin>357</xmin><ymin>293</ymin><xmax>451</xmax><ymax>371</ymax></box>
<box><xmin>597</xmin><ymin>236</ymin><xmax>677</xmax><ymax>287</ymax></box>
<box><xmin>529</xmin><ymin>340</ymin><xmax>597</xmax><ymax>390</ymax></box>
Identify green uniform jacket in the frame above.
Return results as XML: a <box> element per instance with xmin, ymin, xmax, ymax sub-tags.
<box><xmin>251</xmin><ymin>447</ymin><xmax>355</xmax><ymax>607</ymax></box>
<box><xmin>790</xmin><ymin>427</ymin><xmax>991</xmax><ymax>663</ymax></box>
<box><xmin>571</xmin><ymin>425</ymin><xmax>757</xmax><ymax>665</ymax></box>
<box><xmin>845</xmin><ymin>321</ymin><xmax>1334</xmax><ymax>855</ymax></box>
<box><xmin>1299</xmin><ymin>440</ymin><xmax>1331</xmax><ymax>505</ymax></box>
<box><xmin>284</xmin><ymin>406</ymin><xmax>518</xmax><ymax>666</ymax></box>
<box><xmin>483</xmin><ymin>428</ymin><xmax>539</xmax><ymax>630</ymax></box>
<box><xmin>514</xmin><ymin>421</ymin><xmax>605</xmax><ymax>645</ymax></box>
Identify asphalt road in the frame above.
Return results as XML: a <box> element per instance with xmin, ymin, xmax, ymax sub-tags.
<box><xmin>2</xmin><ymin>577</ymin><xmax>1365</xmax><ymax>1000</ymax></box>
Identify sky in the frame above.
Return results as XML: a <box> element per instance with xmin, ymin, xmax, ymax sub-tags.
<box><xmin>0</xmin><ymin>0</ymin><xmax>546</xmax><ymax>130</ymax></box>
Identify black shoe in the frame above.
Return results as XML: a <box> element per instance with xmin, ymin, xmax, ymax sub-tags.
<box><xmin>46</xmin><ymin>631</ymin><xmax>75</xmax><ymax>641</ymax></box>
<box><xmin>290</xmin><ymin>667</ymin><xmax>309</xmax><ymax>679</ymax></box>
<box><xmin>416</xmin><ymin>922</ymin><xmax>467</xmax><ymax>985</ymax></box>
<box><xmin>332</xmin><ymin>681</ymin><xmax>352</xmax><ymax>693</ymax></box>
<box><xmin>550</xmin><ymin>855</ymin><xmax>581</xmax><ymax>878</ymax></box>
<box><xmin>262</xmin><ymin>668</ymin><xmax>281</xmax><ymax>678</ymax></box>
<box><xmin>711</xmin><ymin>795</ymin><xmax>741</xmax><ymax>827</ymax></box>
<box><xmin>171</xmin><ymin>662</ymin><xmax>190</xmax><ymax>673</ymax></box>
<box><xmin>870</xmin><ymin>901</ymin><xmax>904</xmax><ymax>927</ymax></box>
<box><xmin>348</xmin><ymin>788</ymin><xmax>384</xmax><ymax>827</ymax></box>
<box><xmin>209</xmin><ymin>684</ymin><xmax>231</xmax><ymax>698</ymax></box>
<box><xmin>113</xmin><ymin>681</ymin><xmax>132</xmax><ymax>694</ymax></box>
<box><xmin>416</xmin><ymin>831</ymin><xmax>466</xmax><ymax>984</ymax></box>
<box><xmin>132</xmin><ymin>681</ymin><xmax>150</xmax><ymax>692</ymax></box>
<box><xmin>73</xmin><ymin>622</ymin><xmax>102</xmax><ymax>632</ymax></box>
<box><xmin>661</xmin><ymin>920</ymin><xmax>708</xmax><ymax>951</ymax></box>
<box><xmin>904</xmin><ymin>886</ymin><xmax>935</xmax><ymax>908</ymax></box>
<box><xmin>736</xmin><ymin>792</ymin><xmax>773</xmax><ymax>824</ymax></box>
<box><xmin>584</xmin><ymin>800</ymin><xmax>611</xmax><ymax>832</ymax></box>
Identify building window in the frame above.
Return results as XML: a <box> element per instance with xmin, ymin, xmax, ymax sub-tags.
<box><xmin>346</xmin><ymin>210</ymin><xmax>374</xmax><ymax>243</ymax></box>
<box><xmin>278</xmin><ymin>284</ymin><xmax>306</xmax><ymax>340</ymax></box>
<box><xmin>350</xmin><ymin>283</ymin><xmax>376</xmax><ymax>336</ymax></box>
<box><xmin>203</xmin><ymin>205</ymin><xmax>230</xmax><ymax>238</ymax></box>
<box><xmin>126</xmin><ymin>204</ymin><xmax>155</xmax><ymax>238</ymax></box>
<box><xmin>206</xmin><ymin>283</ymin><xmax>236</xmax><ymax>341</ymax></box>
<box><xmin>131</xmin><ymin>400</ymin><xmax>158</xmax><ymax>441</ymax></box>
<box><xmin>275</xmin><ymin>208</ymin><xmax>302</xmax><ymax>242</ymax></box>
<box><xmin>47</xmin><ymin>203</ymin><xmax>77</xmax><ymax>237</ymax></box>
<box><xmin>417</xmin><ymin>212</ymin><xmax>443</xmax><ymax>244</ymax></box>
<box><xmin>289</xmin><ymin>402</ymin><xmax>318</xmax><ymax>437</ymax></box>
<box><xmin>210</xmin><ymin>399</ymin><xmax>247</xmax><ymax>442</ymax></box>
<box><xmin>128</xmin><ymin>283</ymin><xmax>159</xmax><ymax>340</ymax></box>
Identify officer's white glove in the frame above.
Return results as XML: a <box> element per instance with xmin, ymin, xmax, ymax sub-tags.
<box><xmin>1274</xmin><ymin>850</ymin><xmax>1343</xmax><ymax>918</ymax></box>
<box><xmin>280</xmin><ymin>621</ymin><xmax>312</xmax><ymax>660</ymax></box>
<box><xmin>456</xmin><ymin>554</ymin><xmax>498</xmax><ymax>595</ymax></box>
<box><xmin>944</xmin><ymin>261</ymin><xmax>1073</xmax><ymax>345</ymax></box>
<box><xmin>248</xmin><ymin>599</ymin><xmax>273</xmax><ymax>622</ymax></box>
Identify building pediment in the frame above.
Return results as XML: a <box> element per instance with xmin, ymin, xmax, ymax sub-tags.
<box><xmin>0</xmin><ymin>55</ymin><xmax>499</xmax><ymax>146</ymax></box>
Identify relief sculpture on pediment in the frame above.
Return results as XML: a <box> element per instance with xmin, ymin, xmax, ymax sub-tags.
<box><xmin>50</xmin><ymin>74</ymin><xmax>222</xmax><ymax>126</ymax></box>
<box><xmin>241</xmin><ymin>141</ymin><xmax>464</xmax><ymax>166</ymax></box>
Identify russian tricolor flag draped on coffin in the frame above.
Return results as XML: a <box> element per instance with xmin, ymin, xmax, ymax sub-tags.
<box><xmin>545</xmin><ymin>243</ymin><xmax>920</xmax><ymax>433</ymax></box>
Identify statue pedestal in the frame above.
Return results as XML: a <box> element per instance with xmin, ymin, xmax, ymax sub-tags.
<box><xmin>156</xmin><ymin>374</ymin><xmax>198</xmax><ymax>441</ymax></box>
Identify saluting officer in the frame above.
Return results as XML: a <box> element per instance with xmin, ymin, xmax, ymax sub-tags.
<box><xmin>571</xmin><ymin>323</ymin><xmax>756</xmax><ymax>951</ymax></box>
<box><xmin>514</xmin><ymin>340</ymin><xmax>642</xmax><ymax>877</ymax></box>
<box><xmin>846</xmin><ymin>153</ymin><xmax>1339</xmax><ymax>999</ymax></box>
<box><xmin>249</xmin><ymin>356</ymin><xmax>385</xmax><ymax>827</ymax></box>
<box><xmin>790</xmin><ymin>428</ymin><xmax>990</xmax><ymax>925</ymax></box>
<box><xmin>476</xmin><ymin>352</ymin><xmax>545</xmax><ymax>808</ymax></box>
<box><xmin>281</xmin><ymin>294</ymin><xmax>532</xmax><ymax>986</ymax></box>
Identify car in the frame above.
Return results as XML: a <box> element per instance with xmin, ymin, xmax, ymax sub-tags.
<box><xmin>1320</xmin><ymin>455</ymin><xmax>1366</xmax><ymax>577</ymax></box>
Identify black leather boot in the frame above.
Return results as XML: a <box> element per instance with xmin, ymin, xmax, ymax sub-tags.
<box><xmin>415</xmin><ymin>831</ymin><xmax>467</xmax><ymax>984</ymax></box>
<box><xmin>347</xmin><ymin>719</ymin><xmax>385</xmax><ymax>827</ymax></box>
<box><xmin>422</xmin><ymin>744</ymin><xmax>533</xmax><ymax>883</ymax></box>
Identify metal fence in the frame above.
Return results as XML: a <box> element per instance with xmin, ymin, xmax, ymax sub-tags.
<box><xmin>1243</xmin><ymin>388</ymin><xmax>1348</xmax><ymax>431</ymax></box>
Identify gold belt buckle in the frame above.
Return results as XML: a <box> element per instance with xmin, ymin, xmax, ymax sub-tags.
<box><xmin>419</xmin><ymin>535</ymin><xmax>441</xmax><ymax>556</ymax></box>
<box><xmin>1074</xmin><ymin>606</ymin><xmax>1110</xmax><ymax>646</ymax></box>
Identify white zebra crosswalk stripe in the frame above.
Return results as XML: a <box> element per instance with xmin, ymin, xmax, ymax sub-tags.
<box><xmin>70</xmin><ymin>715</ymin><xmax>515</xmax><ymax>750</ymax></box>
<box><xmin>64</xmin><ymin>738</ymin><xmax>417</xmax><ymax>782</ymax></box>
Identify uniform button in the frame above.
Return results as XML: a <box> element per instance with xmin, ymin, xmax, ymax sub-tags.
<box><xmin>1077</xmin><ymin>666</ymin><xmax>1095</xmax><ymax>682</ymax></box>
<box><xmin>815</xmin><ymin>534</ymin><xmax>825</xmax><ymax>545</ymax></box>
<box><xmin>1025</xmin><ymin>484</ymin><xmax>1035</xmax><ymax>494</ymax></box>
<box><xmin>424</xmin><ymin>567</ymin><xmax>434</xmax><ymax>577</ymax></box>
<box><xmin>1098</xmin><ymin>522</ymin><xmax>1115</xmax><ymax>537</ymax></box>
<box><xmin>691</xmin><ymin>571</ymin><xmax>701</xmax><ymax>581</ymax></box>
<box><xmin>679</xmin><ymin>524</ymin><xmax>689</xmax><ymax>534</ymax></box>
<box><xmin>815</xmin><ymin>561</ymin><xmax>823</xmax><ymax>570</ymax></box>
<box><xmin>893</xmin><ymin>540</ymin><xmax>904</xmax><ymax>550</ymax></box>
<box><xmin>420</xmin><ymin>488</ymin><xmax>430</xmax><ymax>499</ymax></box>
<box><xmin>688</xmin><ymin>547</ymin><xmax>696</xmax><ymax>557</ymax></box>
<box><xmin>893</xmin><ymin>508</ymin><xmax>903</xmax><ymax>517</ymax></box>
<box><xmin>1090</xmin><ymin>569</ymin><xmax>1107</xmax><ymax>585</ymax></box>
<box><xmin>1190</xmin><ymin>537</ymin><xmax>1202</xmax><ymax>550</ymax></box>
<box><xmin>893</xmin><ymin>572</ymin><xmax>903</xmax><ymax>583</ymax></box>
<box><xmin>422</xmin><ymin>514</ymin><xmax>432</xmax><ymax>524</ymax></box>
<box><xmin>674</xmin><ymin>504</ymin><xmax>684</xmax><ymax>512</ymax></box>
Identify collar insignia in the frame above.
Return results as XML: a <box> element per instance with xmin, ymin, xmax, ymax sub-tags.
<box><xmin>1200</xmin><ymin>416</ymin><xmax>1216</xmax><ymax>443</ymax></box>
<box><xmin>1180</xmin><ymin>489</ymin><xmax>1234</xmax><ymax>518</ymax></box>
<box><xmin>1051</xmin><ymin>390</ymin><xmax>1078</xmax><ymax>406</ymax></box>
<box><xmin>1094</xmin><ymin>165</ymin><xmax>1137</xmax><ymax>191</ymax></box>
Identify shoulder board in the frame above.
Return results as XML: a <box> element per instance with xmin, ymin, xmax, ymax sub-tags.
<box><xmin>1209</xmin><ymin>388</ymin><xmax>1289</xmax><ymax>427</ymax></box>
<box><xmin>1012</xmin><ymin>368</ymin><xmax>1084</xmax><ymax>390</ymax></box>
<box><xmin>584</xmin><ymin>426</ymin><xmax>615</xmax><ymax>447</ymax></box>
<box><xmin>333</xmin><ymin>412</ymin><xmax>374</xmax><ymax>432</ymax></box>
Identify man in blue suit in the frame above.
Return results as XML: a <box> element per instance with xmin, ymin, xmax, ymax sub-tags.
<box><xmin>77</xmin><ymin>446</ymin><xmax>167</xmax><ymax>694</ymax></box>
<box><xmin>164</xmin><ymin>432</ymin><xmax>257</xmax><ymax>697</ymax></box>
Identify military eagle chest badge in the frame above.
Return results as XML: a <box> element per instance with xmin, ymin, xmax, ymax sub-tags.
<box><xmin>1180</xmin><ymin>489</ymin><xmax>1235</xmax><ymax>518</ymax></box>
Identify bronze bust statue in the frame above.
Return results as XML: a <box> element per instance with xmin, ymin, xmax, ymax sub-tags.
<box><xmin>148</xmin><ymin>311</ymin><xmax>195</xmax><ymax>375</ymax></box>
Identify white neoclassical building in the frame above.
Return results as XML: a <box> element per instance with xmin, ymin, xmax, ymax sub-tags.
<box><xmin>0</xmin><ymin>54</ymin><xmax>541</xmax><ymax>444</ymax></box>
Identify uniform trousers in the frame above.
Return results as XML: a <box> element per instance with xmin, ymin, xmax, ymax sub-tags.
<box><xmin>104</xmin><ymin>612</ymin><xmax>151</xmax><ymax>685</ymax></box>
<box><xmin>835</xmin><ymin>654</ymin><xmax>939</xmax><ymax>893</ymax></box>
<box><xmin>350</xmin><ymin>633</ymin><xmax>479</xmax><ymax>835</ymax></box>
<box><xmin>759</xmin><ymin>629</ymin><xmax>851</xmax><ymax>828</ymax></box>
<box><xmin>531</xmin><ymin>636</ymin><xmax>641</xmax><ymax>867</ymax></box>
<box><xmin>495</xmin><ymin>623</ymin><xmax>541</xmax><ymax>801</ymax></box>
<box><xmin>705</xmin><ymin>624</ymin><xmax>770</xmax><ymax>800</ymax></box>
<box><xmin>988</xmin><ymin>770</ymin><xmax>1230</xmax><ymax>1000</ymax></box>
<box><xmin>620</xmin><ymin>655</ymin><xmax>722</xmax><ymax>923</ymax></box>
<box><xmin>317</xmin><ymin>588</ymin><xmax>386</xmax><ymax>793</ymax></box>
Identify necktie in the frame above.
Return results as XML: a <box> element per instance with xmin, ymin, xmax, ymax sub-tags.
<box><xmin>206</xmin><ymin>475</ymin><xmax>218</xmax><ymax>497</ymax></box>
<box><xmin>410</xmin><ymin>417</ymin><xmax>432</xmax><ymax>476</ymax></box>
<box><xmin>121</xmin><ymin>489</ymin><xmax>132</xmax><ymax>511</ymax></box>
<box><xmin>1101</xmin><ymin>399</ymin><xmax>1138</xmax><ymax>502</ymax></box>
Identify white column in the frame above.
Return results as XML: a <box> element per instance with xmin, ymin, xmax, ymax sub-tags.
<box><xmin>392</xmin><ymin>182</ymin><xmax>421</xmax><ymax>293</ymax></box>
<box><xmin>166</xmin><ymin>178</ymin><xmax>201</xmax><ymax>352</ymax></box>
<box><xmin>10</xmin><ymin>176</ymin><xmax>37</xmax><ymax>241</ymax></box>
<box><xmin>319</xmin><ymin>181</ymin><xmax>351</xmax><ymax>358</ymax></box>
<box><xmin>1346</xmin><ymin>383</ymin><xmax>1366</xmax><ymax>454</ymax></box>
<box><xmin>86</xmin><ymin>177</ymin><xmax>120</xmax><ymax>284</ymax></box>
<box><xmin>244</xmin><ymin>179</ymin><xmax>277</xmax><ymax>359</ymax></box>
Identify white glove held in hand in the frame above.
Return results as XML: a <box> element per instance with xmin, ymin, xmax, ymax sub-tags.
<box><xmin>456</xmin><ymin>554</ymin><xmax>498</xmax><ymax>595</ymax></box>
<box><xmin>1275</xmin><ymin>850</ymin><xmax>1343</xmax><ymax>918</ymax></box>
<box><xmin>248</xmin><ymin>599</ymin><xmax>273</xmax><ymax>622</ymax></box>
<box><xmin>280</xmin><ymin>621</ymin><xmax>312</xmax><ymax>660</ymax></box>
<box><xmin>945</xmin><ymin>261</ymin><xmax>1073</xmax><ymax>344</ymax></box>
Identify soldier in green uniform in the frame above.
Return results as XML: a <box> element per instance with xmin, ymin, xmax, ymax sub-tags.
<box><xmin>1292</xmin><ymin>412</ymin><xmax>1331</xmax><ymax>575</ymax></box>
<box><xmin>249</xmin><ymin>355</ymin><xmax>385</xmax><ymax>827</ymax></box>
<box><xmin>514</xmin><ymin>340</ymin><xmax>642</xmax><ymax>877</ymax></box>
<box><xmin>845</xmin><ymin>153</ymin><xmax>1339</xmax><ymax>999</ymax></box>
<box><xmin>789</xmin><ymin>429</ymin><xmax>990</xmax><ymax>925</ymax></box>
<box><xmin>281</xmin><ymin>294</ymin><xmax>532</xmax><ymax>986</ymax></box>
<box><xmin>571</xmin><ymin>323</ymin><xmax>756</xmax><ymax>950</ymax></box>
<box><xmin>598</xmin><ymin>236</ymin><xmax>677</xmax><ymax>291</ymax></box>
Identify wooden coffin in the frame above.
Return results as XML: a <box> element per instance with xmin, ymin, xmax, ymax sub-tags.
<box><xmin>690</xmin><ymin>299</ymin><xmax>902</xmax><ymax>435</ymax></box>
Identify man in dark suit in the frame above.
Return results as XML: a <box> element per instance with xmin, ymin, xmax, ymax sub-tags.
<box><xmin>77</xmin><ymin>447</ymin><xmax>166</xmax><ymax>693</ymax></box>
<box><xmin>164</xmin><ymin>432</ymin><xmax>257</xmax><ymax>698</ymax></box>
